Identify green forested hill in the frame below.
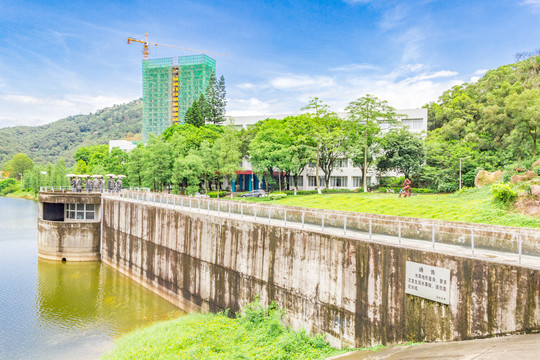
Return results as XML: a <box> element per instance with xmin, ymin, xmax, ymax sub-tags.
<box><xmin>0</xmin><ymin>100</ymin><xmax>141</xmax><ymax>166</ymax></box>
<box><xmin>422</xmin><ymin>55</ymin><xmax>540</xmax><ymax>191</ymax></box>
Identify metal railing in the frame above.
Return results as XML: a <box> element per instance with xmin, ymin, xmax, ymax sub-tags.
<box><xmin>105</xmin><ymin>190</ymin><xmax>540</xmax><ymax>267</ymax></box>
<box><xmin>39</xmin><ymin>186</ymin><xmax>150</xmax><ymax>193</ymax></box>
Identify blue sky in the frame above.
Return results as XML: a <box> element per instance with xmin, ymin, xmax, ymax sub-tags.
<box><xmin>0</xmin><ymin>0</ymin><xmax>539</xmax><ymax>127</ymax></box>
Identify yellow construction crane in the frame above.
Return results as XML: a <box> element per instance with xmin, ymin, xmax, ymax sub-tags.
<box><xmin>127</xmin><ymin>33</ymin><xmax>226</xmax><ymax>59</ymax></box>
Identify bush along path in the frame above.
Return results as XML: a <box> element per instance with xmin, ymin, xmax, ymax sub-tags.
<box><xmin>101</xmin><ymin>299</ymin><xmax>351</xmax><ymax>360</ymax></box>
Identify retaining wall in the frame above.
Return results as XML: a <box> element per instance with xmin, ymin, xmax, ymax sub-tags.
<box><xmin>102</xmin><ymin>197</ymin><xmax>540</xmax><ymax>348</ymax></box>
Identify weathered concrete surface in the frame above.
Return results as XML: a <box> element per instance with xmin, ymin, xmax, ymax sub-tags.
<box><xmin>38</xmin><ymin>219</ymin><xmax>101</xmax><ymax>261</ymax></box>
<box><xmin>102</xmin><ymin>198</ymin><xmax>540</xmax><ymax>348</ymax></box>
<box><xmin>331</xmin><ymin>333</ymin><xmax>540</xmax><ymax>360</ymax></box>
<box><xmin>37</xmin><ymin>192</ymin><xmax>102</xmax><ymax>261</ymax></box>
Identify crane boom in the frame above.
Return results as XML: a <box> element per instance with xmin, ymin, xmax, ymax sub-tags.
<box><xmin>127</xmin><ymin>33</ymin><xmax>226</xmax><ymax>59</ymax></box>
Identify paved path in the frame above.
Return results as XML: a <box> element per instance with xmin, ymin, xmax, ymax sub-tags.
<box><xmin>329</xmin><ymin>333</ymin><xmax>540</xmax><ymax>360</ymax></box>
<box><xmin>106</xmin><ymin>193</ymin><xmax>540</xmax><ymax>270</ymax></box>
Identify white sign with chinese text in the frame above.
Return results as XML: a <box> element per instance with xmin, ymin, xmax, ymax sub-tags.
<box><xmin>405</xmin><ymin>261</ymin><xmax>450</xmax><ymax>305</ymax></box>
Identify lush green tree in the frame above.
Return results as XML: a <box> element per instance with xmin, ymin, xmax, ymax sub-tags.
<box><xmin>505</xmin><ymin>88</ymin><xmax>540</xmax><ymax>158</ymax></box>
<box><xmin>377</xmin><ymin>128</ymin><xmax>426</xmax><ymax>180</ymax></box>
<box><xmin>346</xmin><ymin>94</ymin><xmax>399</xmax><ymax>192</ymax></box>
<box><xmin>184</xmin><ymin>99</ymin><xmax>205</xmax><ymax>127</ymax></box>
<box><xmin>126</xmin><ymin>144</ymin><xmax>146</xmax><ymax>187</ymax></box>
<box><xmin>142</xmin><ymin>136</ymin><xmax>173</xmax><ymax>191</ymax></box>
<box><xmin>2</xmin><ymin>153</ymin><xmax>34</xmax><ymax>181</ymax></box>
<box><xmin>205</xmin><ymin>72</ymin><xmax>227</xmax><ymax>124</ymax></box>
<box><xmin>301</xmin><ymin>98</ymin><xmax>341</xmax><ymax>192</ymax></box>
<box><xmin>212</xmin><ymin>126</ymin><xmax>241</xmax><ymax>197</ymax></box>
<box><xmin>172</xmin><ymin>151</ymin><xmax>204</xmax><ymax>194</ymax></box>
<box><xmin>249</xmin><ymin>119</ymin><xmax>291</xmax><ymax>191</ymax></box>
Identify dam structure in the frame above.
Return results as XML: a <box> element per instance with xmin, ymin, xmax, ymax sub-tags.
<box><xmin>39</xmin><ymin>188</ymin><xmax>540</xmax><ymax>348</ymax></box>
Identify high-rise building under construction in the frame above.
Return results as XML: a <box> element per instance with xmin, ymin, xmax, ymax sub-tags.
<box><xmin>142</xmin><ymin>54</ymin><xmax>216</xmax><ymax>141</ymax></box>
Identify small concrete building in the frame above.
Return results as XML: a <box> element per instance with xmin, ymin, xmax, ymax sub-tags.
<box><xmin>38</xmin><ymin>191</ymin><xmax>101</xmax><ymax>261</ymax></box>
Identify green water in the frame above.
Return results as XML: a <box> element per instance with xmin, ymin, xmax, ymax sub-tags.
<box><xmin>0</xmin><ymin>197</ymin><xmax>184</xmax><ymax>359</ymax></box>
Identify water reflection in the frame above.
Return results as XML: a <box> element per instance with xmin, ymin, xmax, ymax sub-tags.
<box><xmin>0</xmin><ymin>197</ymin><xmax>183</xmax><ymax>360</ymax></box>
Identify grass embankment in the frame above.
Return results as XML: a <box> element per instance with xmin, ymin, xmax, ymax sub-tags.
<box><xmin>5</xmin><ymin>190</ymin><xmax>38</xmax><ymax>201</ymax></box>
<box><xmin>102</xmin><ymin>300</ymin><xmax>350</xmax><ymax>360</ymax></box>
<box><xmin>238</xmin><ymin>187</ymin><xmax>540</xmax><ymax>228</ymax></box>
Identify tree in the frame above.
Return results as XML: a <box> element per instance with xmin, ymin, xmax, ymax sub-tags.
<box><xmin>126</xmin><ymin>144</ymin><xmax>146</xmax><ymax>187</ymax></box>
<box><xmin>212</xmin><ymin>126</ymin><xmax>241</xmax><ymax>197</ymax></box>
<box><xmin>249</xmin><ymin>119</ymin><xmax>291</xmax><ymax>192</ymax></box>
<box><xmin>172</xmin><ymin>150</ymin><xmax>204</xmax><ymax>194</ymax></box>
<box><xmin>2</xmin><ymin>153</ymin><xmax>34</xmax><ymax>181</ymax></box>
<box><xmin>346</xmin><ymin>94</ymin><xmax>399</xmax><ymax>192</ymax></box>
<box><xmin>301</xmin><ymin>98</ymin><xmax>335</xmax><ymax>193</ymax></box>
<box><xmin>184</xmin><ymin>99</ymin><xmax>205</xmax><ymax>127</ymax></box>
<box><xmin>377</xmin><ymin>128</ymin><xmax>426</xmax><ymax>180</ymax></box>
<box><xmin>506</xmin><ymin>88</ymin><xmax>540</xmax><ymax>158</ymax></box>
<box><xmin>205</xmin><ymin>72</ymin><xmax>227</xmax><ymax>124</ymax></box>
<box><xmin>142</xmin><ymin>136</ymin><xmax>173</xmax><ymax>191</ymax></box>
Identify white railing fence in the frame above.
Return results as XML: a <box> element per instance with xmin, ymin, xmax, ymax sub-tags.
<box><xmin>104</xmin><ymin>190</ymin><xmax>540</xmax><ymax>264</ymax></box>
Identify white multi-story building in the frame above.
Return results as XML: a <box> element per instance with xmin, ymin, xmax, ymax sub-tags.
<box><xmin>227</xmin><ymin>108</ymin><xmax>427</xmax><ymax>192</ymax></box>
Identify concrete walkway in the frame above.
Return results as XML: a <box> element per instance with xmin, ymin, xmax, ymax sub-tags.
<box><xmin>330</xmin><ymin>333</ymin><xmax>540</xmax><ymax>360</ymax></box>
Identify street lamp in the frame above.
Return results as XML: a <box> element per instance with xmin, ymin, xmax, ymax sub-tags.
<box><xmin>459</xmin><ymin>156</ymin><xmax>471</xmax><ymax>191</ymax></box>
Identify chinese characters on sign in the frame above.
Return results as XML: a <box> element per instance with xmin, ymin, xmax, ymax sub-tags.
<box><xmin>405</xmin><ymin>261</ymin><xmax>450</xmax><ymax>305</ymax></box>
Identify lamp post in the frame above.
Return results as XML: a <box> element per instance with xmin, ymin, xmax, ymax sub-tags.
<box><xmin>459</xmin><ymin>156</ymin><xmax>471</xmax><ymax>191</ymax></box>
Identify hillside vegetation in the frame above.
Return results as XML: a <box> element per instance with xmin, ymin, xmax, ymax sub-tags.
<box><xmin>0</xmin><ymin>100</ymin><xmax>141</xmax><ymax>166</ymax></box>
<box><xmin>422</xmin><ymin>54</ymin><xmax>540</xmax><ymax>191</ymax></box>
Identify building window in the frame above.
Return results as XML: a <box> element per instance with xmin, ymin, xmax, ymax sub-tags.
<box><xmin>66</xmin><ymin>203</ymin><xmax>97</xmax><ymax>221</ymax></box>
<box><xmin>330</xmin><ymin>176</ymin><xmax>348</xmax><ymax>188</ymax></box>
<box><xmin>335</xmin><ymin>159</ymin><xmax>348</xmax><ymax>168</ymax></box>
<box><xmin>289</xmin><ymin>176</ymin><xmax>304</xmax><ymax>187</ymax></box>
<box><xmin>402</xmin><ymin>118</ymin><xmax>424</xmax><ymax>130</ymax></box>
<box><xmin>308</xmin><ymin>176</ymin><xmax>325</xmax><ymax>187</ymax></box>
<box><xmin>353</xmin><ymin>176</ymin><xmax>372</xmax><ymax>187</ymax></box>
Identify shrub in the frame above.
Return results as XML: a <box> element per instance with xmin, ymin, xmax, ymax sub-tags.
<box><xmin>0</xmin><ymin>178</ymin><xmax>17</xmax><ymax>192</ymax></box>
<box><xmin>534</xmin><ymin>167</ymin><xmax>540</xmax><ymax>176</ymax></box>
<box><xmin>438</xmin><ymin>182</ymin><xmax>458</xmax><ymax>193</ymax></box>
<box><xmin>378</xmin><ymin>186</ymin><xmax>434</xmax><ymax>194</ymax></box>
<box><xmin>207</xmin><ymin>191</ymin><xmax>227</xmax><ymax>198</ymax></box>
<box><xmin>491</xmin><ymin>183</ymin><xmax>518</xmax><ymax>204</ymax></box>
<box><xmin>503</xmin><ymin>171</ymin><xmax>511</xmax><ymax>183</ymax></box>
<box><xmin>379</xmin><ymin>176</ymin><xmax>405</xmax><ymax>187</ymax></box>
<box><xmin>268</xmin><ymin>193</ymin><xmax>287</xmax><ymax>201</ymax></box>
<box><xmin>281</xmin><ymin>189</ymin><xmax>351</xmax><ymax>196</ymax></box>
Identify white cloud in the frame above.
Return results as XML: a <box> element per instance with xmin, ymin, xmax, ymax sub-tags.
<box><xmin>269</xmin><ymin>74</ymin><xmax>335</xmax><ymax>90</ymax></box>
<box><xmin>226</xmin><ymin>64</ymin><xmax>463</xmax><ymax>117</ymax></box>
<box><xmin>521</xmin><ymin>0</ymin><xmax>540</xmax><ymax>7</ymax></box>
<box><xmin>469</xmin><ymin>76</ymin><xmax>481</xmax><ymax>83</ymax></box>
<box><xmin>227</xmin><ymin>97</ymin><xmax>276</xmax><ymax>116</ymax></box>
<box><xmin>237</xmin><ymin>82</ymin><xmax>256</xmax><ymax>89</ymax></box>
<box><xmin>474</xmin><ymin>69</ymin><xmax>488</xmax><ymax>75</ymax></box>
<box><xmin>330</xmin><ymin>63</ymin><xmax>379</xmax><ymax>72</ymax></box>
<box><xmin>397</xmin><ymin>27</ymin><xmax>425</xmax><ymax>63</ymax></box>
<box><xmin>380</xmin><ymin>4</ymin><xmax>408</xmax><ymax>30</ymax></box>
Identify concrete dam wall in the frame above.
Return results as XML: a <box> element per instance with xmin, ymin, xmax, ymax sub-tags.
<box><xmin>101</xmin><ymin>197</ymin><xmax>540</xmax><ymax>348</ymax></box>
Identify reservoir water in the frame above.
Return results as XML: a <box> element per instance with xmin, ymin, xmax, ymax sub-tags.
<box><xmin>0</xmin><ymin>197</ymin><xmax>183</xmax><ymax>359</ymax></box>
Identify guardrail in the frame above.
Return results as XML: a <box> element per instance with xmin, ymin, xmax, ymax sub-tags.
<box><xmin>39</xmin><ymin>186</ymin><xmax>150</xmax><ymax>193</ymax></box>
<box><xmin>106</xmin><ymin>190</ymin><xmax>540</xmax><ymax>265</ymax></box>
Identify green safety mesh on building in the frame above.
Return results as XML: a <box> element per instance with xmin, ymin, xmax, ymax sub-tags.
<box><xmin>142</xmin><ymin>55</ymin><xmax>216</xmax><ymax>142</ymax></box>
<box><xmin>177</xmin><ymin>55</ymin><xmax>216</xmax><ymax>124</ymax></box>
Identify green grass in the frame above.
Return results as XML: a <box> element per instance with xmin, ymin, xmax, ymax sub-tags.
<box><xmin>102</xmin><ymin>300</ymin><xmax>350</xmax><ymax>360</ymax></box>
<box><xmin>4</xmin><ymin>189</ymin><xmax>37</xmax><ymax>201</ymax></box>
<box><xmin>237</xmin><ymin>187</ymin><xmax>540</xmax><ymax>228</ymax></box>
